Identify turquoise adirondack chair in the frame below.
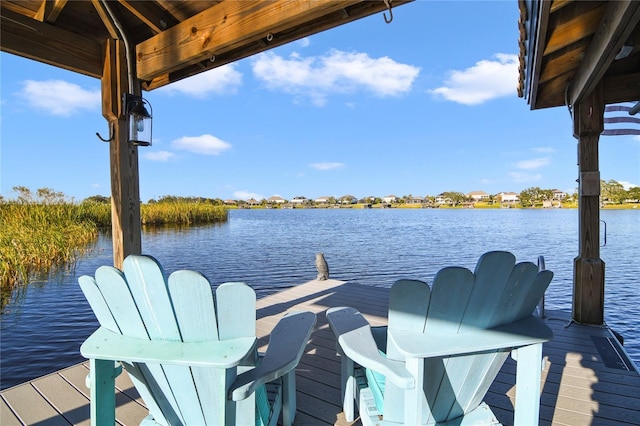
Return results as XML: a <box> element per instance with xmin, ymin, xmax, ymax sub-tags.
<box><xmin>79</xmin><ymin>254</ymin><xmax>316</xmax><ymax>426</ymax></box>
<box><xmin>326</xmin><ymin>251</ymin><xmax>553</xmax><ymax>425</ymax></box>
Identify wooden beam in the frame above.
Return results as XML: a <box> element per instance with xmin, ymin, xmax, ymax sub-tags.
<box><xmin>572</xmin><ymin>83</ymin><xmax>605</xmax><ymax>326</ymax></box>
<box><xmin>103</xmin><ymin>39</ymin><xmax>142</xmax><ymax>269</ymax></box>
<box><xmin>543</xmin><ymin>4</ymin><xmax>604</xmax><ymax>56</ymax></box>
<box><xmin>117</xmin><ymin>0</ymin><xmax>179</xmax><ymax>34</ymax></box>
<box><xmin>35</xmin><ymin>0</ymin><xmax>68</xmax><ymax>23</ymax></box>
<box><xmin>569</xmin><ymin>0</ymin><xmax>640</xmax><ymax>106</ymax></box>
<box><xmin>603</xmin><ymin>72</ymin><xmax>640</xmax><ymax>104</ymax></box>
<box><xmin>0</xmin><ymin>8</ymin><xmax>102</xmax><ymax>78</ymax></box>
<box><xmin>90</xmin><ymin>0</ymin><xmax>120</xmax><ymax>41</ymax></box>
<box><xmin>135</xmin><ymin>0</ymin><xmax>364</xmax><ymax>81</ymax></box>
<box><xmin>142</xmin><ymin>0</ymin><xmax>413</xmax><ymax>90</ymax></box>
<box><xmin>527</xmin><ymin>0</ymin><xmax>551</xmax><ymax>111</ymax></box>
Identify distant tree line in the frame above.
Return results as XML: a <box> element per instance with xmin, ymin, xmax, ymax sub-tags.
<box><xmin>2</xmin><ymin>180</ymin><xmax>638</xmax><ymax>208</ymax></box>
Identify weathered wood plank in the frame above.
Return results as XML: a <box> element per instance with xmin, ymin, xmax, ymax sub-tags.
<box><xmin>0</xmin><ymin>397</ymin><xmax>22</xmax><ymax>426</ymax></box>
<box><xmin>31</xmin><ymin>374</ymin><xmax>91</xmax><ymax>426</ymax></box>
<box><xmin>1</xmin><ymin>383</ymin><xmax>69</xmax><ymax>425</ymax></box>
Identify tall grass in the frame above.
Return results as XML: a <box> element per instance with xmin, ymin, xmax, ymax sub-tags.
<box><xmin>0</xmin><ymin>203</ymin><xmax>98</xmax><ymax>291</ymax></box>
<box><xmin>1</xmin><ymin>196</ymin><xmax>228</xmax><ymax>294</ymax></box>
<box><xmin>141</xmin><ymin>202</ymin><xmax>228</xmax><ymax>225</ymax></box>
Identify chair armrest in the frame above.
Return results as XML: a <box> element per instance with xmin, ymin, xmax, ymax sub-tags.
<box><xmin>389</xmin><ymin>315</ymin><xmax>553</xmax><ymax>358</ymax></box>
<box><xmin>230</xmin><ymin>311</ymin><xmax>316</xmax><ymax>401</ymax></box>
<box><xmin>326</xmin><ymin>307</ymin><xmax>414</xmax><ymax>389</ymax></box>
<box><xmin>80</xmin><ymin>327</ymin><xmax>256</xmax><ymax>368</ymax></box>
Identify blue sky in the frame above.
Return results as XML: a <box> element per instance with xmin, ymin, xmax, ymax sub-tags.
<box><xmin>1</xmin><ymin>1</ymin><xmax>638</xmax><ymax>203</ymax></box>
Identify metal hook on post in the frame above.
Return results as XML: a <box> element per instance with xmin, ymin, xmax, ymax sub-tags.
<box><xmin>383</xmin><ymin>0</ymin><xmax>393</xmax><ymax>24</ymax></box>
<box><xmin>96</xmin><ymin>122</ymin><xmax>115</xmax><ymax>142</ymax></box>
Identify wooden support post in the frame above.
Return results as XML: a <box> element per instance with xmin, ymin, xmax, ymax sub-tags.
<box><xmin>102</xmin><ymin>39</ymin><xmax>142</xmax><ymax>269</ymax></box>
<box><xmin>572</xmin><ymin>84</ymin><xmax>605</xmax><ymax>325</ymax></box>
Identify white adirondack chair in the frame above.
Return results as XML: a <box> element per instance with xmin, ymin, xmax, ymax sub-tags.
<box><xmin>79</xmin><ymin>254</ymin><xmax>316</xmax><ymax>426</ymax></box>
<box><xmin>326</xmin><ymin>251</ymin><xmax>553</xmax><ymax>425</ymax></box>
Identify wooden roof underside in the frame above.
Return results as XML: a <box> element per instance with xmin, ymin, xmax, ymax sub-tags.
<box><xmin>1</xmin><ymin>0</ymin><xmax>411</xmax><ymax>92</ymax></box>
<box><xmin>518</xmin><ymin>0</ymin><xmax>640</xmax><ymax>110</ymax></box>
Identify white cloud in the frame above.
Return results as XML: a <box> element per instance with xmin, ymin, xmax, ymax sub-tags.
<box><xmin>252</xmin><ymin>50</ymin><xmax>419</xmax><ymax>106</ymax></box>
<box><xmin>172</xmin><ymin>134</ymin><xmax>231</xmax><ymax>155</ymax></box>
<box><xmin>143</xmin><ymin>151</ymin><xmax>175</xmax><ymax>162</ymax></box>
<box><xmin>509</xmin><ymin>172</ymin><xmax>542</xmax><ymax>183</ymax></box>
<box><xmin>310</xmin><ymin>162</ymin><xmax>345</xmax><ymax>171</ymax></box>
<box><xmin>297</xmin><ymin>37</ymin><xmax>311</xmax><ymax>48</ymax></box>
<box><xmin>517</xmin><ymin>158</ymin><xmax>550</xmax><ymax>170</ymax></box>
<box><xmin>233</xmin><ymin>190</ymin><xmax>263</xmax><ymax>200</ymax></box>
<box><xmin>158</xmin><ymin>65</ymin><xmax>242</xmax><ymax>98</ymax></box>
<box><xmin>429</xmin><ymin>53</ymin><xmax>518</xmax><ymax>105</ymax></box>
<box><xmin>21</xmin><ymin>80</ymin><xmax>100</xmax><ymax>116</ymax></box>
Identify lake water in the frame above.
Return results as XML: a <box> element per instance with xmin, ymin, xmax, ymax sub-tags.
<box><xmin>1</xmin><ymin>208</ymin><xmax>639</xmax><ymax>390</ymax></box>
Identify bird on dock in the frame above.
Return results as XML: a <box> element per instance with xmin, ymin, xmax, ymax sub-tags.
<box><xmin>315</xmin><ymin>252</ymin><xmax>329</xmax><ymax>280</ymax></box>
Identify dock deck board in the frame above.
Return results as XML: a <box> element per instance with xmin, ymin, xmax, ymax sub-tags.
<box><xmin>2</xmin><ymin>279</ymin><xmax>639</xmax><ymax>425</ymax></box>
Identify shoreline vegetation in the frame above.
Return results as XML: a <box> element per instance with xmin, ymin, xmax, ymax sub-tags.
<box><xmin>1</xmin><ymin>185</ymin><xmax>637</xmax><ymax>296</ymax></box>
<box><xmin>0</xmin><ymin>188</ymin><xmax>228</xmax><ymax>294</ymax></box>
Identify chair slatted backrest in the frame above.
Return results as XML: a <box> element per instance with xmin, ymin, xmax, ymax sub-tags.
<box><xmin>79</xmin><ymin>255</ymin><xmax>257</xmax><ymax>425</ymax></box>
<box><xmin>385</xmin><ymin>251</ymin><xmax>553</xmax><ymax>424</ymax></box>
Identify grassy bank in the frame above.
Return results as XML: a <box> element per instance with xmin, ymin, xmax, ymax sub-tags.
<box><xmin>0</xmin><ymin>200</ymin><xmax>228</xmax><ymax>293</ymax></box>
<box><xmin>0</xmin><ymin>203</ymin><xmax>98</xmax><ymax>291</ymax></box>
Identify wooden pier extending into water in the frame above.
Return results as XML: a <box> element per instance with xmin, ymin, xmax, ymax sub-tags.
<box><xmin>2</xmin><ymin>279</ymin><xmax>639</xmax><ymax>425</ymax></box>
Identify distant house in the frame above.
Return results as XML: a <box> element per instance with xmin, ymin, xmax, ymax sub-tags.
<box><xmin>247</xmin><ymin>198</ymin><xmax>260</xmax><ymax>206</ymax></box>
<box><xmin>339</xmin><ymin>195</ymin><xmax>357</xmax><ymax>204</ymax></box>
<box><xmin>435</xmin><ymin>193</ymin><xmax>452</xmax><ymax>205</ymax></box>
<box><xmin>382</xmin><ymin>195</ymin><xmax>397</xmax><ymax>204</ymax></box>
<box><xmin>290</xmin><ymin>196</ymin><xmax>307</xmax><ymax>205</ymax></box>
<box><xmin>268</xmin><ymin>196</ymin><xmax>286</xmax><ymax>204</ymax></box>
<box><xmin>496</xmin><ymin>192</ymin><xmax>519</xmax><ymax>204</ymax></box>
<box><xmin>315</xmin><ymin>196</ymin><xmax>331</xmax><ymax>204</ymax></box>
<box><xmin>224</xmin><ymin>199</ymin><xmax>237</xmax><ymax>206</ymax></box>
<box><xmin>552</xmin><ymin>189</ymin><xmax>567</xmax><ymax>200</ymax></box>
<box><xmin>468</xmin><ymin>191</ymin><xmax>490</xmax><ymax>202</ymax></box>
<box><xmin>407</xmin><ymin>196</ymin><xmax>424</xmax><ymax>204</ymax></box>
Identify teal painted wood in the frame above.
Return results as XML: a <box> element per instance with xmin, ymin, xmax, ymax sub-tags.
<box><xmin>326</xmin><ymin>251</ymin><xmax>554</xmax><ymax>426</ymax></box>
<box><xmin>169</xmin><ymin>270</ymin><xmax>226</xmax><ymax>425</ymax></box>
<box><xmin>89</xmin><ymin>358</ymin><xmax>117</xmax><ymax>426</ymax></box>
<box><xmin>81</xmin><ymin>268</ymin><xmax>168</xmax><ymax>423</ymax></box>
<box><xmin>80</xmin><ymin>254</ymin><xmax>315</xmax><ymax>426</ymax></box>
<box><xmin>388</xmin><ymin>279</ymin><xmax>430</xmax><ymax>332</ymax></box>
<box><xmin>215</xmin><ymin>282</ymin><xmax>256</xmax><ymax>340</ymax></box>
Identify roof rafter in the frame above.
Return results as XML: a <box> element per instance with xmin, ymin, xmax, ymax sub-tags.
<box><xmin>0</xmin><ymin>7</ymin><xmax>103</xmax><ymax>78</ymax></box>
<box><xmin>117</xmin><ymin>0</ymin><xmax>179</xmax><ymax>35</ymax></box>
<box><xmin>35</xmin><ymin>0</ymin><xmax>68</xmax><ymax>23</ymax></box>
<box><xmin>569</xmin><ymin>1</ymin><xmax>640</xmax><ymax>106</ymax></box>
<box><xmin>135</xmin><ymin>0</ymin><xmax>364</xmax><ymax>82</ymax></box>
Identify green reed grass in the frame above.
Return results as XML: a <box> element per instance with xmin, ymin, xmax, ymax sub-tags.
<box><xmin>141</xmin><ymin>202</ymin><xmax>228</xmax><ymax>225</ymax></box>
<box><xmin>1</xmin><ymin>198</ymin><xmax>228</xmax><ymax>292</ymax></box>
<box><xmin>0</xmin><ymin>203</ymin><xmax>98</xmax><ymax>290</ymax></box>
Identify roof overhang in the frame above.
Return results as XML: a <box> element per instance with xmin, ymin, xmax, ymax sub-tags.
<box><xmin>518</xmin><ymin>0</ymin><xmax>640</xmax><ymax>110</ymax></box>
<box><xmin>1</xmin><ymin>0</ymin><xmax>413</xmax><ymax>91</ymax></box>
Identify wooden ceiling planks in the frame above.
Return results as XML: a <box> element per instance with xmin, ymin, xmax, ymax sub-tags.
<box><xmin>0</xmin><ymin>7</ymin><xmax>103</xmax><ymax>78</ymax></box>
<box><xmin>520</xmin><ymin>0</ymin><xmax>640</xmax><ymax>110</ymax></box>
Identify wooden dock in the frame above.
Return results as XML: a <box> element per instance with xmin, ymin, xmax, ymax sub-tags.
<box><xmin>2</xmin><ymin>279</ymin><xmax>639</xmax><ymax>425</ymax></box>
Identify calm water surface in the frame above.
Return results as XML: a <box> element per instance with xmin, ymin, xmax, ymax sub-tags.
<box><xmin>1</xmin><ymin>208</ymin><xmax>639</xmax><ymax>390</ymax></box>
